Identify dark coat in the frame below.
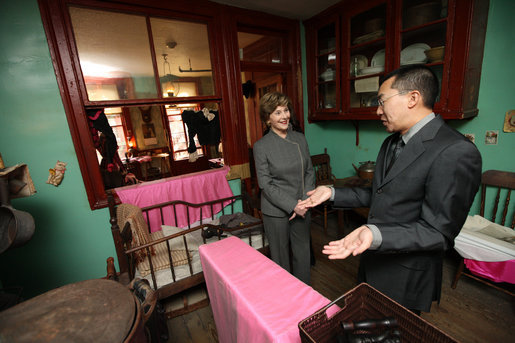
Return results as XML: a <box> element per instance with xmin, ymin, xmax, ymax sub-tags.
<box><xmin>334</xmin><ymin>115</ymin><xmax>482</xmax><ymax>311</ymax></box>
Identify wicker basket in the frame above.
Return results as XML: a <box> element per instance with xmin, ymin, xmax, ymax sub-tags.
<box><xmin>298</xmin><ymin>283</ymin><xmax>457</xmax><ymax>343</ymax></box>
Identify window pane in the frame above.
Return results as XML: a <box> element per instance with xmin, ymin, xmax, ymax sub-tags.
<box><xmin>69</xmin><ymin>7</ymin><xmax>158</xmax><ymax>100</ymax></box>
<box><xmin>151</xmin><ymin>18</ymin><xmax>214</xmax><ymax>97</ymax></box>
<box><xmin>238</xmin><ymin>32</ymin><xmax>282</xmax><ymax>64</ymax></box>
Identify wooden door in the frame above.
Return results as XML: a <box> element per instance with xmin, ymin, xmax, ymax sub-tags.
<box><xmin>246</xmin><ymin>72</ymin><xmax>284</xmax><ymax>147</ymax></box>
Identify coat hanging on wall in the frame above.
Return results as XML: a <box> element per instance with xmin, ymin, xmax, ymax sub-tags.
<box><xmin>86</xmin><ymin>109</ymin><xmax>133</xmax><ymax>188</ymax></box>
<box><xmin>242</xmin><ymin>80</ymin><xmax>255</xmax><ymax>99</ymax></box>
<box><xmin>181</xmin><ymin>109</ymin><xmax>221</xmax><ymax>159</ymax></box>
<box><xmin>87</xmin><ymin>109</ymin><xmax>118</xmax><ymax>171</ymax></box>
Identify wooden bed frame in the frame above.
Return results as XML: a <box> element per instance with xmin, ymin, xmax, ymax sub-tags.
<box><xmin>106</xmin><ymin>187</ymin><xmax>267</xmax><ymax>318</ymax></box>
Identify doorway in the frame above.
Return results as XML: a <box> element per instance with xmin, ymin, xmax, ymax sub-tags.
<box><xmin>243</xmin><ymin>72</ymin><xmax>284</xmax><ymax>147</ymax></box>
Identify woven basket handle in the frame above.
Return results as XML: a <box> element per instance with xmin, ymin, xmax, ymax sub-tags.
<box><xmin>313</xmin><ymin>292</ymin><xmax>349</xmax><ymax>321</ymax></box>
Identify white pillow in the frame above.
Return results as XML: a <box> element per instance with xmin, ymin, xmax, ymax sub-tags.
<box><xmin>161</xmin><ymin>225</ymin><xmax>206</xmax><ymax>250</ymax></box>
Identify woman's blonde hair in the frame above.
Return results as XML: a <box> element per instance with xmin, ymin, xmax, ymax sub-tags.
<box><xmin>259</xmin><ymin>92</ymin><xmax>293</xmax><ymax>124</ymax></box>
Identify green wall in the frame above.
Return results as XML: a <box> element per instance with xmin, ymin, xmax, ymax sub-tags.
<box><xmin>302</xmin><ymin>0</ymin><xmax>515</xmax><ymax>216</ymax></box>
<box><xmin>0</xmin><ymin>0</ymin><xmax>513</xmax><ymax>298</ymax></box>
<box><xmin>0</xmin><ymin>1</ymin><xmax>115</xmax><ymax>297</ymax></box>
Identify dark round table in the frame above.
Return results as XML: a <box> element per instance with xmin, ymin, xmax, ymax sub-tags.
<box><xmin>0</xmin><ymin>279</ymin><xmax>146</xmax><ymax>343</ymax></box>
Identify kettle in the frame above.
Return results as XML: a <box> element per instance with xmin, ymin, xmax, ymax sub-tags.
<box><xmin>352</xmin><ymin>161</ymin><xmax>375</xmax><ymax>180</ymax></box>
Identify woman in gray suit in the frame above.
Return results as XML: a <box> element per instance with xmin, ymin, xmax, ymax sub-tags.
<box><xmin>253</xmin><ymin>92</ymin><xmax>315</xmax><ymax>285</ymax></box>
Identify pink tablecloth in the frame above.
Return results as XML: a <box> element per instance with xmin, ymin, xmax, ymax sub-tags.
<box><xmin>465</xmin><ymin>258</ymin><xmax>515</xmax><ymax>284</ymax></box>
<box><xmin>116</xmin><ymin>166</ymin><xmax>233</xmax><ymax>232</ymax></box>
<box><xmin>199</xmin><ymin>237</ymin><xmax>339</xmax><ymax>343</ymax></box>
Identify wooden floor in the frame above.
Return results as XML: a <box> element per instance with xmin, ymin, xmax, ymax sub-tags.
<box><xmin>165</xmin><ymin>212</ymin><xmax>514</xmax><ymax>343</ymax></box>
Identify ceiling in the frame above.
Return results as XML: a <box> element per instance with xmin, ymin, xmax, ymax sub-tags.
<box><xmin>210</xmin><ymin>0</ymin><xmax>341</xmax><ymax>20</ymax></box>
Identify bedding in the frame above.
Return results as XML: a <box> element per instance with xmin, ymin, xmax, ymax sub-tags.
<box><xmin>107</xmin><ymin>188</ymin><xmax>268</xmax><ymax>315</ymax></box>
<box><xmin>454</xmin><ymin>215</ymin><xmax>515</xmax><ymax>284</ymax></box>
<box><xmin>454</xmin><ymin>215</ymin><xmax>515</xmax><ymax>262</ymax></box>
<box><xmin>115</xmin><ymin>167</ymin><xmax>234</xmax><ymax>232</ymax></box>
<box><xmin>135</xmin><ymin>223</ymin><xmax>267</xmax><ymax>289</ymax></box>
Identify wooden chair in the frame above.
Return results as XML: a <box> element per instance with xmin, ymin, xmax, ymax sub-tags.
<box><xmin>451</xmin><ymin>169</ymin><xmax>515</xmax><ymax>295</ymax></box>
<box><xmin>311</xmin><ymin>148</ymin><xmax>338</xmax><ymax>234</ymax></box>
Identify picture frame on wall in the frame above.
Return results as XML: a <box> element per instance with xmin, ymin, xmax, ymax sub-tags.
<box><xmin>143</xmin><ymin>123</ymin><xmax>158</xmax><ymax>145</ymax></box>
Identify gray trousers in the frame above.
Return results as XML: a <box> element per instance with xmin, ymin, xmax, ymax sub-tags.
<box><xmin>262</xmin><ymin>212</ymin><xmax>311</xmax><ymax>285</ymax></box>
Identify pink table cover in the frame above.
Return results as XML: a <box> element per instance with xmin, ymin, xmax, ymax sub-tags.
<box><xmin>465</xmin><ymin>258</ymin><xmax>515</xmax><ymax>284</ymax></box>
<box><xmin>199</xmin><ymin>236</ymin><xmax>339</xmax><ymax>343</ymax></box>
<box><xmin>116</xmin><ymin>166</ymin><xmax>233</xmax><ymax>232</ymax></box>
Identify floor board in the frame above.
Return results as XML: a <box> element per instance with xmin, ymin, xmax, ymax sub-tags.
<box><xmin>165</xmin><ymin>212</ymin><xmax>514</xmax><ymax>342</ymax></box>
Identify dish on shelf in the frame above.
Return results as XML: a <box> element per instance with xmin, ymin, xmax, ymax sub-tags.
<box><xmin>359</xmin><ymin>66</ymin><xmax>384</xmax><ymax>75</ymax></box>
<box><xmin>350</xmin><ymin>55</ymin><xmax>368</xmax><ymax>76</ymax></box>
<box><xmin>320</xmin><ymin>68</ymin><xmax>335</xmax><ymax>81</ymax></box>
<box><xmin>401</xmin><ymin>43</ymin><xmax>430</xmax><ymax>65</ymax></box>
<box><xmin>424</xmin><ymin>46</ymin><xmax>445</xmax><ymax>63</ymax></box>
<box><xmin>363</xmin><ymin>93</ymin><xmax>379</xmax><ymax>107</ymax></box>
<box><xmin>371</xmin><ymin>49</ymin><xmax>385</xmax><ymax>67</ymax></box>
<box><xmin>352</xmin><ymin>30</ymin><xmax>384</xmax><ymax>45</ymax></box>
<box><xmin>404</xmin><ymin>2</ymin><xmax>441</xmax><ymax>28</ymax></box>
<box><xmin>364</xmin><ymin>18</ymin><xmax>385</xmax><ymax>34</ymax></box>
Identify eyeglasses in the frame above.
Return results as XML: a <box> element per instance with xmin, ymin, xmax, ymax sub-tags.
<box><xmin>377</xmin><ymin>91</ymin><xmax>410</xmax><ymax>107</ymax></box>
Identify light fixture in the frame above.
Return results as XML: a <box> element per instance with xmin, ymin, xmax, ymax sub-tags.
<box><xmin>161</xmin><ymin>54</ymin><xmax>180</xmax><ymax>97</ymax></box>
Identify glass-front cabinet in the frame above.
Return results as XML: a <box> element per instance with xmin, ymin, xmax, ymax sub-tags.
<box><xmin>307</xmin><ymin>16</ymin><xmax>340</xmax><ymax>113</ymax></box>
<box><xmin>304</xmin><ymin>0</ymin><xmax>489</xmax><ymax>121</ymax></box>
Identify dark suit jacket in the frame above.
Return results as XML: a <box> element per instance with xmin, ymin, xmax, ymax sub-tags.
<box><xmin>334</xmin><ymin>115</ymin><xmax>482</xmax><ymax>311</ymax></box>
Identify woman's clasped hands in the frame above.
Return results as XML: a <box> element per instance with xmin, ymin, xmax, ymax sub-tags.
<box><xmin>289</xmin><ymin>199</ymin><xmax>309</xmax><ymax>220</ymax></box>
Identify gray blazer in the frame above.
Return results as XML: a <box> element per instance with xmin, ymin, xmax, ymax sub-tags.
<box><xmin>334</xmin><ymin>115</ymin><xmax>482</xmax><ymax>311</ymax></box>
<box><xmin>254</xmin><ymin>128</ymin><xmax>315</xmax><ymax>217</ymax></box>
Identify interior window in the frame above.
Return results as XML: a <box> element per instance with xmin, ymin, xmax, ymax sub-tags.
<box><xmin>38</xmin><ymin>0</ymin><xmax>301</xmax><ymax>209</ymax></box>
<box><xmin>67</xmin><ymin>5</ymin><xmax>222</xmax><ymax>191</ymax></box>
<box><xmin>69</xmin><ymin>7</ymin><xmax>158</xmax><ymax>100</ymax></box>
<box><xmin>90</xmin><ymin>103</ymin><xmax>221</xmax><ymax>189</ymax></box>
<box><xmin>150</xmin><ymin>17</ymin><xmax>215</xmax><ymax>97</ymax></box>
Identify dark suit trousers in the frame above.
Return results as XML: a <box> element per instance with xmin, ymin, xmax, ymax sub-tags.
<box><xmin>262</xmin><ymin>213</ymin><xmax>311</xmax><ymax>285</ymax></box>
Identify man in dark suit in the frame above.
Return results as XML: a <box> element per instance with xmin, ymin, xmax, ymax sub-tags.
<box><xmin>300</xmin><ymin>65</ymin><xmax>482</xmax><ymax>313</ymax></box>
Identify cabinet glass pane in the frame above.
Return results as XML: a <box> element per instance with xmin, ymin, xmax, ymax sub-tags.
<box><xmin>349</xmin><ymin>3</ymin><xmax>386</xmax><ymax>109</ymax></box>
<box><xmin>402</xmin><ymin>0</ymin><xmax>448</xmax><ymax>29</ymax></box>
<box><xmin>317</xmin><ymin>23</ymin><xmax>336</xmax><ymax>54</ymax></box>
<box><xmin>70</xmin><ymin>7</ymin><xmax>158</xmax><ymax>100</ymax></box>
<box><xmin>401</xmin><ymin>1</ymin><xmax>447</xmax><ymax>103</ymax></box>
<box><xmin>316</xmin><ymin>22</ymin><xmax>337</xmax><ymax>111</ymax></box>
<box><xmin>318</xmin><ymin>83</ymin><xmax>336</xmax><ymax>110</ymax></box>
<box><xmin>429</xmin><ymin>64</ymin><xmax>443</xmax><ymax>103</ymax></box>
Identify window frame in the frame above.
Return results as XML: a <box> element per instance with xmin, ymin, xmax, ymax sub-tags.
<box><xmin>38</xmin><ymin>0</ymin><xmax>302</xmax><ymax>210</ymax></box>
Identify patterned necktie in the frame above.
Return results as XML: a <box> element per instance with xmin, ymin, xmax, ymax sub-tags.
<box><xmin>386</xmin><ymin>135</ymin><xmax>405</xmax><ymax>174</ymax></box>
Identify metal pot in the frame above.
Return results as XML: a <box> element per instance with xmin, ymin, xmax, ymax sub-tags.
<box><xmin>352</xmin><ymin>161</ymin><xmax>376</xmax><ymax>180</ymax></box>
<box><xmin>0</xmin><ymin>178</ymin><xmax>35</xmax><ymax>253</ymax></box>
<box><xmin>0</xmin><ymin>206</ymin><xmax>35</xmax><ymax>253</ymax></box>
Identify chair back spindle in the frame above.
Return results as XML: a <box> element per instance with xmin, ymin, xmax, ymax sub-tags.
<box><xmin>479</xmin><ymin>170</ymin><xmax>515</xmax><ymax>229</ymax></box>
